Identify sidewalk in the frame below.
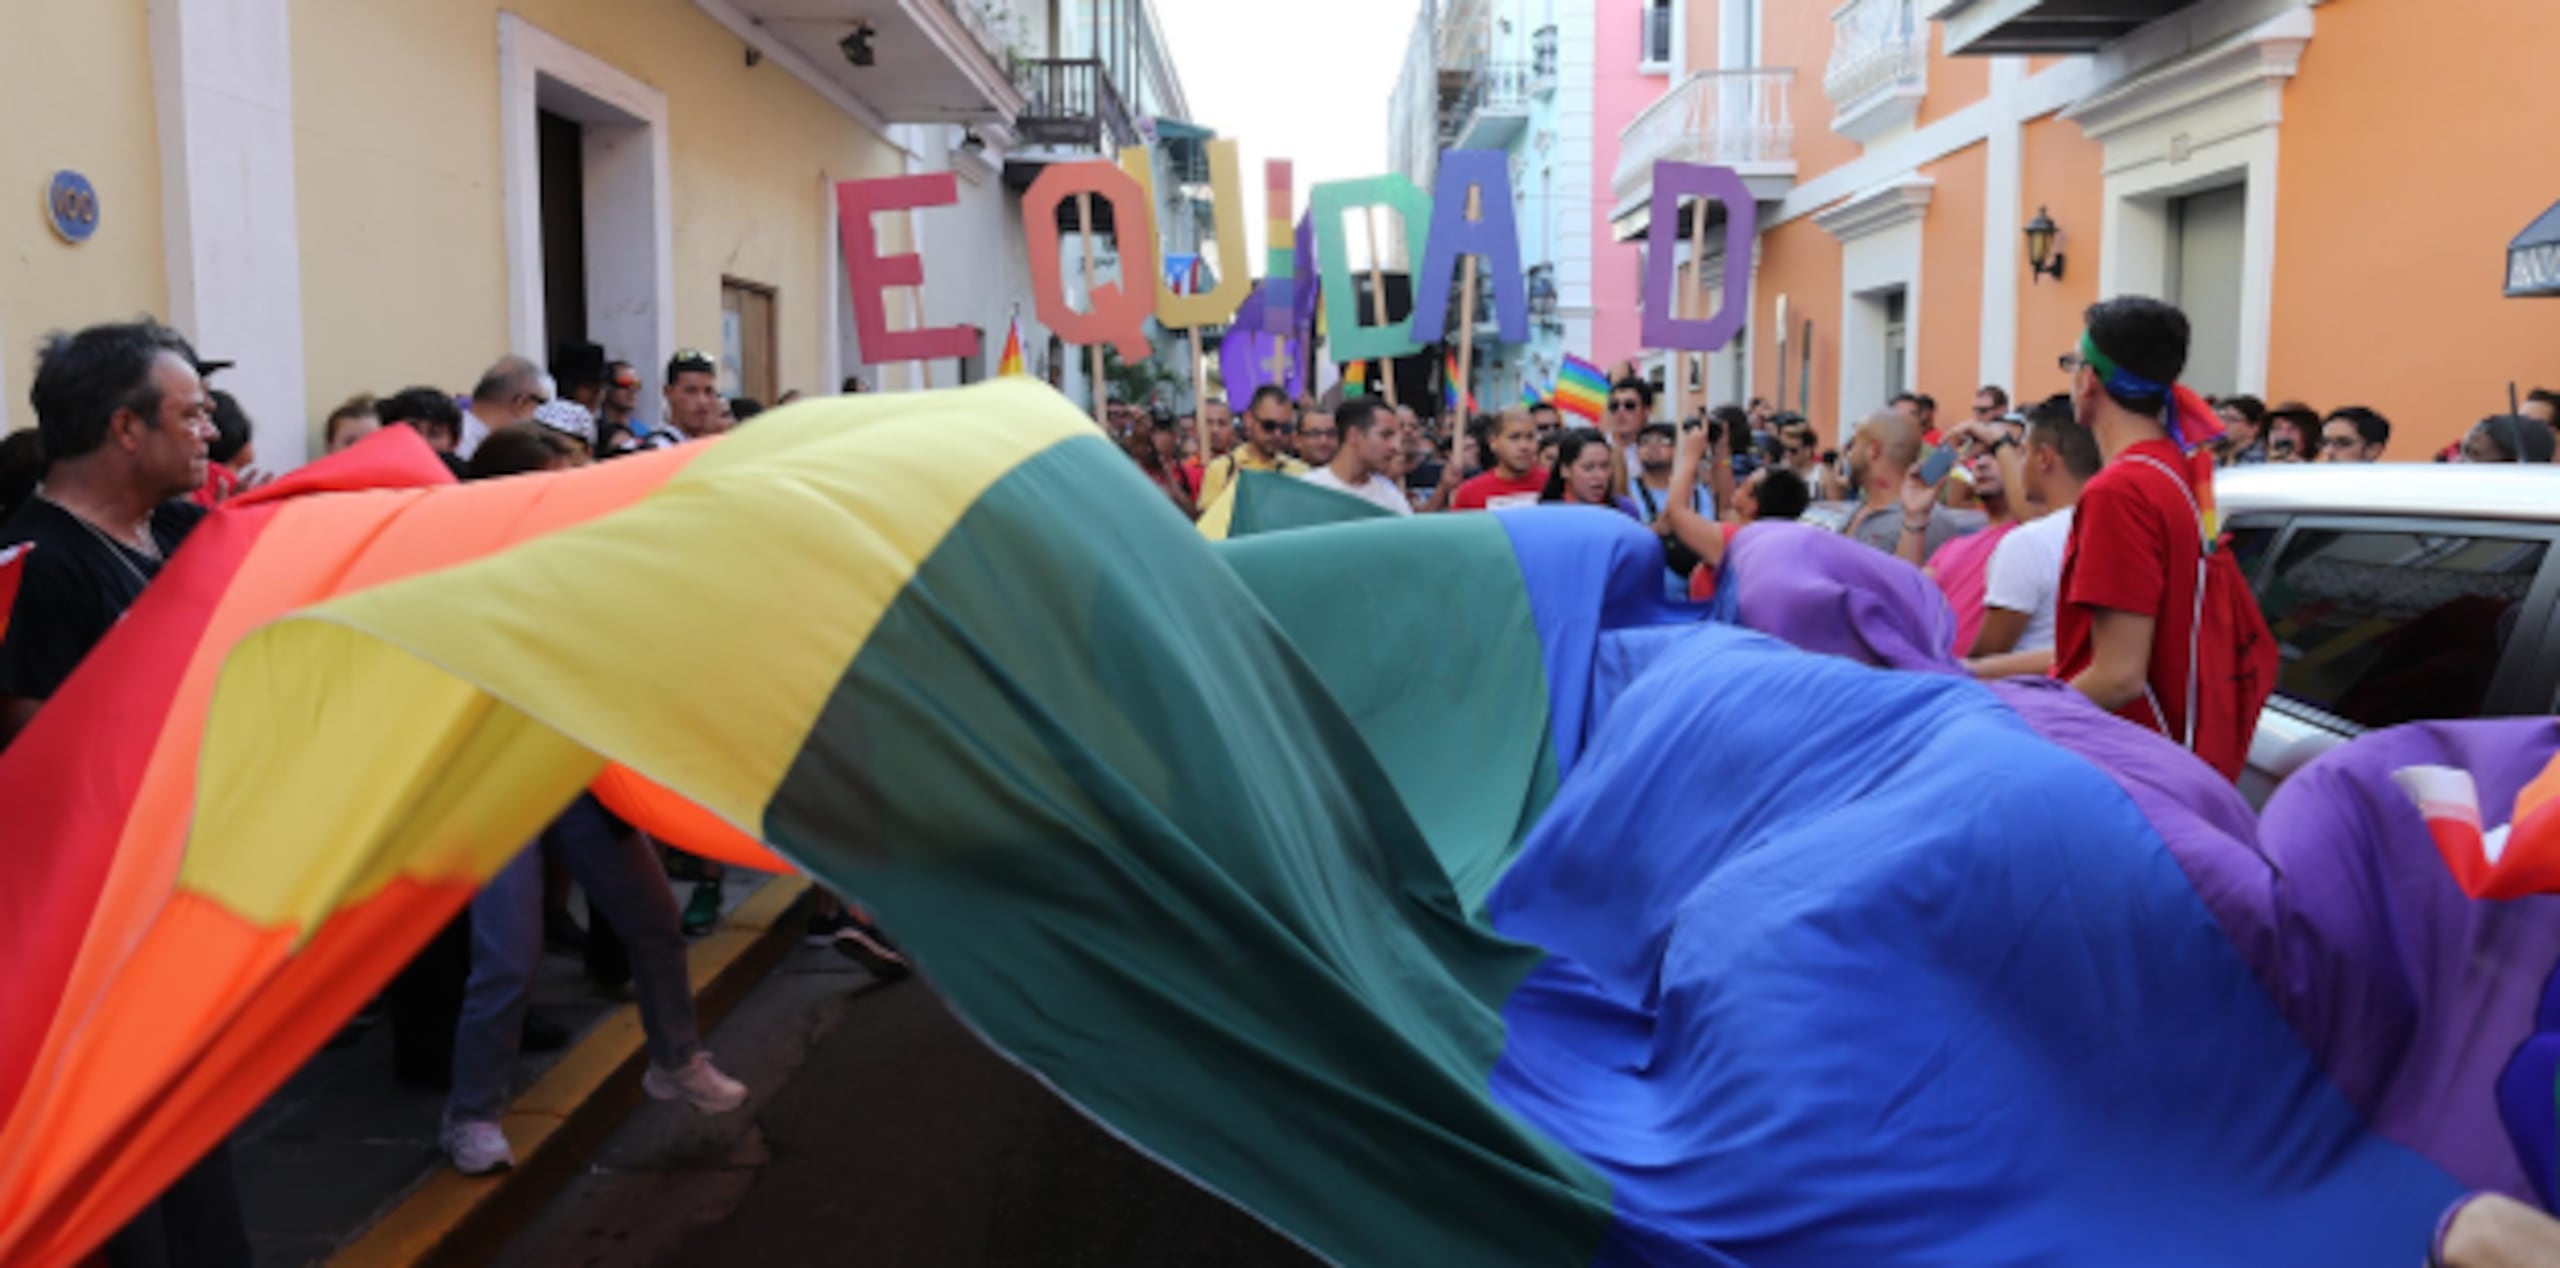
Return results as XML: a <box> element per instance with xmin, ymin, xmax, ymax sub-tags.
<box><xmin>231</xmin><ymin>868</ymin><xmax>809</xmax><ymax>1267</ymax></box>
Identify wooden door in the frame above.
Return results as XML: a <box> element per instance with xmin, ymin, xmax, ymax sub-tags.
<box><xmin>720</xmin><ymin>278</ymin><xmax>778</xmax><ymax>404</ymax></box>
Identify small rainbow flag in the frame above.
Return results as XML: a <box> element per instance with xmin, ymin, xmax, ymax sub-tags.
<box><xmin>1522</xmin><ymin>380</ymin><xmax>1549</xmax><ymax>408</ymax></box>
<box><xmin>1343</xmin><ymin>360</ymin><xmax>1368</xmax><ymax>398</ymax></box>
<box><xmin>1442</xmin><ymin>352</ymin><xmax>1474</xmax><ymax>416</ymax></box>
<box><xmin>1555</xmin><ymin>354</ymin><xmax>1608</xmax><ymax>421</ymax></box>
<box><xmin>997</xmin><ymin>314</ymin><xmax>1027</xmax><ymax>378</ymax></box>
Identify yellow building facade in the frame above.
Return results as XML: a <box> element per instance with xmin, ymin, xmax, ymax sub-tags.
<box><xmin>2</xmin><ymin>0</ymin><xmax>934</xmax><ymax>467</ymax></box>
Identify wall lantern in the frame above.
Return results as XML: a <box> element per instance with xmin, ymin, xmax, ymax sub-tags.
<box><xmin>2025</xmin><ymin>206</ymin><xmax>2066</xmax><ymax>283</ymax></box>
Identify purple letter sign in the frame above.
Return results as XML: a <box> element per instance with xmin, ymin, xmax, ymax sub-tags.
<box><xmin>1410</xmin><ymin>150</ymin><xmax>1527</xmax><ymax>345</ymax></box>
<box><xmin>1641</xmin><ymin>163</ymin><xmax>1756</xmax><ymax>353</ymax></box>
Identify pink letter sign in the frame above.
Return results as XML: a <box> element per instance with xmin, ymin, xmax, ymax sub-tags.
<box><xmin>1022</xmin><ymin>161</ymin><xmax>1159</xmax><ymax>363</ymax></box>
<box><xmin>834</xmin><ymin>173</ymin><xmax>977</xmax><ymax>366</ymax></box>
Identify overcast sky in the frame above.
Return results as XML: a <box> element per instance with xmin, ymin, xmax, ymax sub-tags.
<box><xmin>1151</xmin><ymin>0</ymin><xmax>1421</xmax><ymax>268</ymax></box>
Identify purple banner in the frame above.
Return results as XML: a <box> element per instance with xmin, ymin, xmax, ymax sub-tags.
<box><xmin>1640</xmin><ymin>162</ymin><xmax>1756</xmax><ymax>354</ymax></box>
<box><xmin>1223</xmin><ymin>283</ymin><xmax>1303</xmax><ymax>410</ymax></box>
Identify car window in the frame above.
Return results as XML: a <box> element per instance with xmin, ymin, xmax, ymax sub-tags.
<box><xmin>2257</xmin><ymin>527</ymin><xmax>2547</xmax><ymax>730</ymax></box>
<box><xmin>2223</xmin><ymin>521</ymin><xmax>2282</xmax><ymax>590</ymax></box>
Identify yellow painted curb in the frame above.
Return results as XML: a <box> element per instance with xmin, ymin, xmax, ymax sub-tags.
<box><xmin>328</xmin><ymin>876</ymin><xmax>814</xmax><ymax>1268</ymax></box>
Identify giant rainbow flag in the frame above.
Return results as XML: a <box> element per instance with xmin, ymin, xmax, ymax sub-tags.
<box><xmin>3</xmin><ymin>380</ymin><xmax>2555</xmax><ymax>1265</ymax></box>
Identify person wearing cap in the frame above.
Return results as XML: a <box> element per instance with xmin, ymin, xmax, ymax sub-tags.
<box><xmin>459</xmin><ymin>355</ymin><xmax>546</xmax><ymax>461</ymax></box>
<box><xmin>531</xmin><ymin>399</ymin><xmax>599</xmax><ymax>456</ymax></box>
<box><xmin>2050</xmin><ymin>297</ymin><xmax>2278</xmax><ymax>782</ymax></box>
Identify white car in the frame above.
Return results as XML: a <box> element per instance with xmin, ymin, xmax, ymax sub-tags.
<box><xmin>2215</xmin><ymin>464</ymin><xmax>2560</xmax><ymax>806</ymax></box>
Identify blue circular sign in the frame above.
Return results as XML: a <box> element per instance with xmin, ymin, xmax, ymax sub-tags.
<box><xmin>47</xmin><ymin>170</ymin><xmax>99</xmax><ymax>244</ymax></box>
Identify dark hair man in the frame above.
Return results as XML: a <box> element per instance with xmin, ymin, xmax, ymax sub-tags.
<box><xmin>1199</xmin><ymin>384</ymin><xmax>1307</xmax><ymax>508</ymax></box>
<box><xmin>2051</xmin><ymin>297</ymin><xmax>2276</xmax><ymax>781</ymax></box>
<box><xmin>658</xmin><ymin>349</ymin><xmax>728</xmax><ymax>444</ymax></box>
<box><xmin>2319</xmin><ymin>406</ymin><xmax>2390</xmax><ymax>463</ymax></box>
<box><xmin>1297</xmin><ymin>409</ymin><xmax>1342</xmax><ymax>469</ymax></box>
<box><xmin>2263</xmin><ymin>402</ymin><xmax>2319</xmax><ymax>462</ymax></box>
<box><xmin>1968</xmin><ymin>396</ymin><xmax>2102</xmax><ymax>679</ymax></box>
<box><xmin>1606</xmin><ymin>377</ymin><xmax>1655</xmax><ymax>489</ymax></box>
<box><xmin>2522</xmin><ymin>388</ymin><xmax>2557</xmax><ymax>436</ymax></box>
<box><xmin>462</xmin><ymin>355</ymin><xmax>546</xmax><ymax>460</ymax></box>
<box><xmin>1973</xmin><ymin>385</ymin><xmax>2010</xmax><ymax>421</ymax></box>
<box><xmin>0</xmin><ymin>317</ymin><xmax>250</xmax><ymax>1259</ymax></box>
<box><xmin>379</xmin><ymin>385</ymin><xmax>469</xmax><ymax>478</ymax></box>
<box><xmin>1530</xmin><ymin>401</ymin><xmax>1564</xmax><ymax>438</ymax></box>
<box><xmin>1299</xmin><ymin>398</ymin><xmax>1410</xmax><ymax>516</ymax></box>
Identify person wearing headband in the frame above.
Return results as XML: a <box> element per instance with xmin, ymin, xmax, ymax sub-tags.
<box><xmin>2049</xmin><ymin>297</ymin><xmax>2277</xmax><ymax>782</ymax></box>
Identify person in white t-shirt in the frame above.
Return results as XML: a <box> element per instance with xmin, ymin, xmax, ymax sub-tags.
<box><xmin>1299</xmin><ymin>398</ymin><xmax>1412</xmax><ymax>516</ymax></box>
<box><xmin>1967</xmin><ymin>397</ymin><xmax>2101</xmax><ymax>680</ymax></box>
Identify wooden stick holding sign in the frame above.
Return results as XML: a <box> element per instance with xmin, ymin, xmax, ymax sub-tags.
<box><xmin>1685</xmin><ymin>194</ymin><xmax>1709</xmax><ymax>419</ymax></box>
<box><xmin>1189</xmin><ymin>326</ymin><xmax>1211</xmax><ymax>461</ymax></box>
<box><xmin>1360</xmin><ymin>208</ymin><xmax>1401</xmax><ymax>409</ymax></box>
<box><xmin>1078</xmin><ymin>191</ymin><xmax>1107</xmax><ymax>425</ymax></box>
<box><xmin>1452</xmin><ymin>185</ymin><xmax>1483</xmax><ymax>431</ymax></box>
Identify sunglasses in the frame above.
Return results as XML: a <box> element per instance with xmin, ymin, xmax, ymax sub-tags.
<box><xmin>670</xmin><ymin>349</ymin><xmax>718</xmax><ymax>375</ymax></box>
<box><xmin>1609</xmin><ymin>399</ymin><xmax>1644</xmax><ymax>412</ymax></box>
<box><xmin>2057</xmin><ymin>353</ymin><xmax>2086</xmax><ymax>374</ymax></box>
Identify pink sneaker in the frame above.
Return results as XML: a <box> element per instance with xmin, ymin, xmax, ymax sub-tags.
<box><xmin>643</xmin><ymin>1051</ymin><xmax>747</xmax><ymax>1114</ymax></box>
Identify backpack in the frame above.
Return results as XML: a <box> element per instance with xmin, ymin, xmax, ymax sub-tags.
<box><xmin>2123</xmin><ymin>454</ymin><xmax>2279</xmax><ymax>767</ymax></box>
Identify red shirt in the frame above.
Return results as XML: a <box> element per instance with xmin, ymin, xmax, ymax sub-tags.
<box><xmin>1452</xmin><ymin>467</ymin><xmax>1548</xmax><ymax>511</ymax></box>
<box><xmin>1686</xmin><ymin>522</ymin><xmax>1746</xmax><ymax>601</ymax></box>
<box><xmin>2051</xmin><ymin>439</ymin><xmax>2266</xmax><ymax>779</ymax></box>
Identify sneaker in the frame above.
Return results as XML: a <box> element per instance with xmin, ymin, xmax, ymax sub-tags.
<box><xmin>680</xmin><ymin>881</ymin><xmax>722</xmax><ymax>937</ymax></box>
<box><xmin>831</xmin><ymin>915</ymin><xmax>912</xmax><ymax>983</ymax></box>
<box><xmin>441</xmin><ymin>1120</ymin><xmax>515</xmax><ymax>1176</ymax></box>
<box><xmin>803</xmin><ymin>908</ymin><xmax>852</xmax><ymax>947</ymax></box>
<box><xmin>643</xmin><ymin>1051</ymin><xmax>748</xmax><ymax>1115</ymax></box>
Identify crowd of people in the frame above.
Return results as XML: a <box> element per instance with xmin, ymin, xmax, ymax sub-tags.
<box><xmin>0</xmin><ymin>322</ymin><xmax>913</xmax><ymax>1264</ymax></box>
<box><xmin>1</xmin><ymin>300</ymin><xmax>2555</xmax><ymax>1265</ymax></box>
<box><xmin>1104</xmin><ymin>300</ymin><xmax>2557</xmax><ymax>790</ymax></box>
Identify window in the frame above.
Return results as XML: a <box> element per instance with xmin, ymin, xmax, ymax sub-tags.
<box><xmin>1643</xmin><ymin>0</ymin><xmax>1673</xmax><ymax>67</ymax></box>
<box><xmin>720</xmin><ymin>277</ymin><xmax>777</xmax><ymax>404</ymax></box>
<box><xmin>2257</xmin><ymin>527</ymin><xmax>2548</xmax><ymax>730</ymax></box>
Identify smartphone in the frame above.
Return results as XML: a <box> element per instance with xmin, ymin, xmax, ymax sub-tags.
<box><xmin>1918</xmin><ymin>443</ymin><xmax>1959</xmax><ymax>486</ymax></box>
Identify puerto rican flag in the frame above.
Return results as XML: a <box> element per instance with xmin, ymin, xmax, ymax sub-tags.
<box><xmin>2392</xmin><ymin>763</ymin><xmax>2560</xmax><ymax>900</ymax></box>
<box><xmin>0</xmin><ymin>541</ymin><xmax>29</xmax><ymax>645</ymax></box>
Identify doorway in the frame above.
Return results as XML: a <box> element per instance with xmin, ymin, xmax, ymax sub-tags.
<box><xmin>2168</xmin><ymin>183</ymin><xmax>2246</xmax><ymax>399</ymax></box>
<box><xmin>501</xmin><ymin>15</ymin><xmax>671</xmax><ymax>409</ymax></box>
<box><xmin>721</xmin><ymin>278</ymin><xmax>777</xmax><ymax>404</ymax></box>
<box><xmin>1881</xmin><ymin>288</ymin><xmax>1908</xmax><ymax>400</ymax></box>
<box><xmin>538</xmin><ymin>110</ymin><xmax>589</xmax><ymax>360</ymax></box>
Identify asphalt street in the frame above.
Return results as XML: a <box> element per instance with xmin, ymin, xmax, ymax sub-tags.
<box><xmin>494</xmin><ymin>942</ymin><xmax>1323</xmax><ymax>1268</ymax></box>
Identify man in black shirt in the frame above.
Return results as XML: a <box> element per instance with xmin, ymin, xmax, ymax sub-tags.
<box><xmin>0</xmin><ymin>318</ymin><xmax>248</xmax><ymax>1267</ymax></box>
<box><xmin>0</xmin><ymin>320</ymin><xmax>215</xmax><ymax>746</ymax></box>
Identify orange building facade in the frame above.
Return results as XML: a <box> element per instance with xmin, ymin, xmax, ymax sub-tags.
<box><xmin>1616</xmin><ymin>0</ymin><xmax>2560</xmax><ymax>461</ymax></box>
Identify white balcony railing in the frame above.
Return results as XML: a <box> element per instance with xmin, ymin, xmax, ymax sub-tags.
<box><xmin>1825</xmin><ymin>0</ymin><xmax>1928</xmax><ymax>140</ymax></box>
<box><xmin>1611</xmin><ymin>68</ymin><xmax>1796</xmax><ymax>212</ymax></box>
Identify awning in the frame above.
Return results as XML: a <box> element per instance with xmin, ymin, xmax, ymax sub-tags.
<box><xmin>1150</xmin><ymin>117</ymin><xmax>1215</xmax><ymax>143</ymax></box>
<box><xmin>2509</xmin><ymin>199</ymin><xmax>2560</xmax><ymax>297</ymax></box>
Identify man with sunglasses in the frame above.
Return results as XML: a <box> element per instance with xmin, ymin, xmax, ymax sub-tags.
<box><xmin>1199</xmin><ymin>385</ymin><xmax>1307</xmax><ymax>508</ymax></box>
<box><xmin>458</xmin><ymin>355</ymin><xmax>547</xmax><ymax>461</ymax></box>
<box><xmin>2050</xmin><ymin>297</ymin><xmax>2276</xmax><ymax>782</ymax></box>
<box><xmin>1606</xmin><ymin>378</ymin><xmax>1655</xmax><ymax>492</ymax></box>
<box><xmin>596</xmin><ymin>359</ymin><xmax>645</xmax><ymax>450</ymax></box>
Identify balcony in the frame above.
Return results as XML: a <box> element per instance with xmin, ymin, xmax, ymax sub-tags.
<box><xmin>1531</xmin><ymin>25</ymin><xmax>1559</xmax><ymax>97</ymax></box>
<box><xmin>1437</xmin><ymin>0</ymin><xmax>1491</xmax><ymax>71</ymax></box>
<box><xmin>1826</xmin><ymin>0</ymin><xmax>1928</xmax><ymax>142</ymax></box>
<box><xmin>1609</xmin><ymin>68</ymin><xmax>1796</xmax><ymax>236</ymax></box>
<box><xmin>704</xmin><ymin>0</ymin><xmax>1023</xmax><ymax>124</ymax></box>
<box><xmin>1452</xmin><ymin>60</ymin><xmax>1533</xmax><ymax>150</ymax></box>
<box><xmin>1927</xmin><ymin>0</ymin><xmax>2204</xmax><ymax>55</ymax></box>
<box><xmin>1011</xmin><ymin>57</ymin><xmax>1140</xmax><ymax>156</ymax></box>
